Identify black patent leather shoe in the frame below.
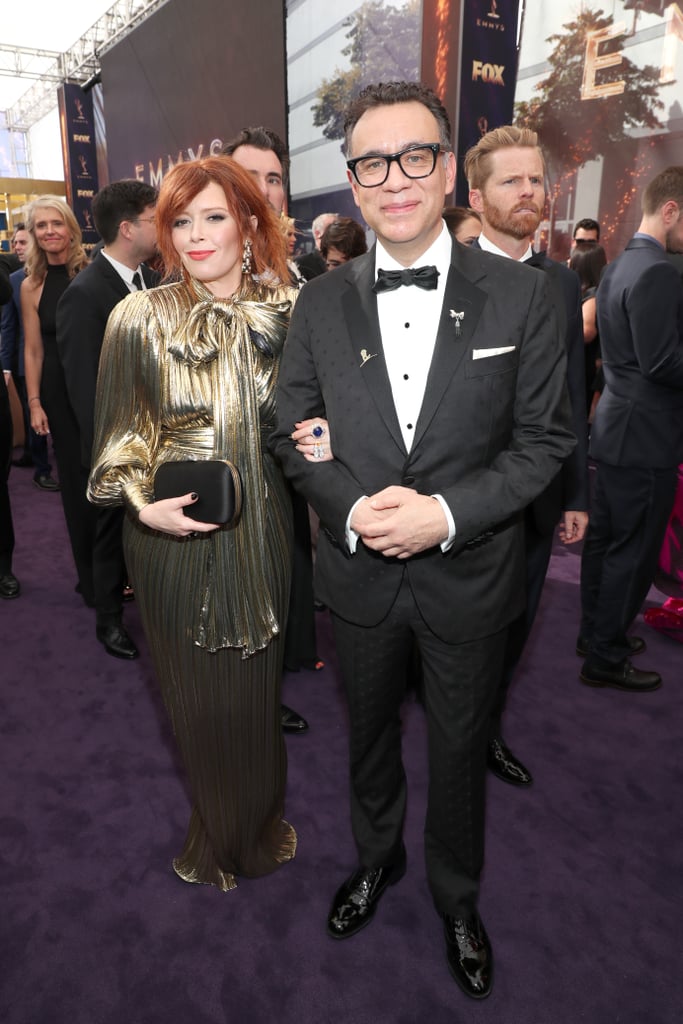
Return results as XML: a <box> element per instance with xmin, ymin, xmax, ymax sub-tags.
<box><xmin>579</xmin><ymin>657</ymin><xmax>661</xmax><ymax>692</ymax></box>
<box><xmin>443</xmin><ymin>911</ymin><xmax>493</xmax><ymax>999</ymax></box>
<box><xmin>96</xmin><ymin>623</ymin><xmax>139</xmax><ymax>659</ymax></box>
<box><xmin>487</xmin><ymin>737</ymin><xmax>533</xmax><ymax>786</ymax></box>
<box><xmin>0</xmin><ymin>572</ymin><xmax>21</xmax><ymax>599</ymax></box>
<box><xmin>576</xmin><ymin>634</ymin><xmax>645</xmax><ymax>658</ymax></box>
<box><xmin>281</xmin><ymin>703</ymin><xmax>309</xmax><ymax>732</ymax></box>
<box><xmin>327</xmin><ymin>853</ymin><xmax>406</xmax><ymax>940</ymax></box>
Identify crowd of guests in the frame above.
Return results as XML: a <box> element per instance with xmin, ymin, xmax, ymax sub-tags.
<box><xmin>2</xmin><ymin>79</ymin><xmax>682</xmax><ymax>1005</ymax></box>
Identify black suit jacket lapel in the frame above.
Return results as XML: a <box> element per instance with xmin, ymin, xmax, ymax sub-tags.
<box><xmin>413</xmin><ymin>240</ymin><xmax>488</xmax><ymax>448</ymax></box>
<box><xmin>94</xmin><ymin>252</ymin><xmax>131</xmax><ymax>302</ymax></box>
<box><xmin>341</xmin><ymin>248</ymin><xmax>407</xmax><ymax>453</ymax></box>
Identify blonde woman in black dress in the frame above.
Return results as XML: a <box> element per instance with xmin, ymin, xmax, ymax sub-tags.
<box><xmin>22</xmin><ymin>197</ymin><xmax>90</xmax><ymax>599</ymax></box>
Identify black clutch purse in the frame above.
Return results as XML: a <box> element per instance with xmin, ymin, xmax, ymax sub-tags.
<box><xmin>153</xmin><ymin>460</ymin><xmax>242</xmax><ymax>525</ymax></box>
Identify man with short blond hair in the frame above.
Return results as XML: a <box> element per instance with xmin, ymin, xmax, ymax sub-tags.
<box><xmin>465</xmin><ymin>124</ymin><xmax>588</xmax><ymax>789</ymax></box>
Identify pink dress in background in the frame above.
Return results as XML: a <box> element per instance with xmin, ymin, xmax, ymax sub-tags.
<box><xmin>645</xmin><ymin>465</ymin><xmax>683</xmax><ymax>641</ymax></box>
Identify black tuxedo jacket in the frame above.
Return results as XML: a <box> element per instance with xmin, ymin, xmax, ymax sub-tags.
<box><xmin>590</xmin><ymin>235</ymin><xmax>683</xmax><ymax>469</ymax></box>
<box><xmin>472</xmin><ymin>243</ymin><xmax>588</xmax><ymax>532</ymax></box>
<box><xmin>295</xmin><ymin>249</ymin><xmax>326</xmax><ymax>281</ymax></box>
<box><xmin>272</xmin><ymin>239</ymin><xmax>576</xmax><ymax>644</ymax></box>
<box><xmin>57</xmin><ymin>253</ymin><xmax>160</xmax><ymax>467</ymax></box>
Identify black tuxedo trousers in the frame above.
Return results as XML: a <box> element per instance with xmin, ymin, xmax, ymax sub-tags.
<box><xmin>333</xmin><ymin>575</ymin><xmax>507</xmax><ymax>914</ymax></box>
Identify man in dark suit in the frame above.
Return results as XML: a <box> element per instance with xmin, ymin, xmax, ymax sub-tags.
<box><xmin>272</xmin><ymin>81</ymin><xmax>575</xmax><ymax>1000</ymax></box>
<box><xmin>222</xmin><ymin>125</ymin><xmax>319</xmax><ymax>734</ymax></box>
<box><xmin>57</xmin><ymin>180</ymin><xmax>158</xmax><ymax>659</ymax></box>
<box><xmin>464</xmin><ymin>126</ymin><xmax>589</xmax><ymax>787</ymax></box>
<box><xmin>295</xmin><ymin>212</ymin><xmax>338</xmax><ymax>280</ymax></box>
<box><xmin>578</xmin><ymin>166</ymin><xmax>683</xmax><ymax>691</ymax></box>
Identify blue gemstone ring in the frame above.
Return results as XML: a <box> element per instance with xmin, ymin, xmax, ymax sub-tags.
<box><xmin>312</xmin><ymin>424</ymin><xmax>325</xmax><ymax>438</ymax></box>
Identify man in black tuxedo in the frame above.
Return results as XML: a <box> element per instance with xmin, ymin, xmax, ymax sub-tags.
<box><xmin>579</xmin><ymin>166</ymin><xmax>683</xmax><ymax>691</ymax></box>
<box><xmin>56</xmin><ymin>180</ymin><xmax>158</xmax><ymax>659</ymax></box>
<box><xmin>272</xmin><ymin>82</ymin><xmax>575</xmax><ymax>1000</ymax></box>
<box><xmin>464</xmin><ymin>126</ymin><xmax>589</xmax><ymax>787</ymax></box>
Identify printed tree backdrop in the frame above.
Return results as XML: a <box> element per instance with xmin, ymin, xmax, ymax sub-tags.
<box><xmin>311</xmin><ymin>0</ymin><xmax>421</xmax><ymax>143</ymax></box>
<box><xmin>515</xmin><ymin>7</ymin><xmax>665</xmax><ymax>255</ymax></box>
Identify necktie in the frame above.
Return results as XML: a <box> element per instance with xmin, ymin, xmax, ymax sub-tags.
<box><xmin>131</xmin><ymin>271</ymin><xmax>143</xmax><ymax>291</ymax></box>
<box><xmin>373</xmin><ymin>265</ymin><xmax>439</xmax><ymax>294</ymax></box>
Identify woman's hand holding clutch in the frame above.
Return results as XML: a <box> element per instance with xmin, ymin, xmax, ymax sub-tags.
<box><xmin>139</xmin><ymin>493</ymin><xmax>221</xmax><ymax>538</ymax></box>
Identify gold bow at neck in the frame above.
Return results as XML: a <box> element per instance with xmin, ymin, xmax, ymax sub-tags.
<box><xmin>168</xmin><ymin>281</ymin><xmax>292</xmax><ymax>368</ymax></box>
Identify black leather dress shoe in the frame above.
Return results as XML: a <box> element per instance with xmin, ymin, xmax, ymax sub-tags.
<box><xmin>580</xmin><ymin>657</ymin><xmax>661</xmax><ymax>692</ymax></box>
<box><xmin>33</xmin><ymin>473</ymin><xmax>60</xmax><ymax>492</ymax></box>
<box><xmin>443</xmin><ymin>911</ymin><xmax>493</xmax><ymax>999</ymax></box>
<box><xmin>96</xmin><ymin>623</ymin><xmax>139</xmax><ymax>659</ymax></box>
<box><xmin>327</xmin><ymin>854</ymin><xmax>406</xmax><ymax>940</ymax></box>
<box><xmin>487</xmin><ymin>738</ymin><xmax>533</xmax><ymax>786</ymax></box>
<box><xmin>576</xmin><ymin>634</ymin><xmax>645</xmax><ymax>658</ymax></box>
<box><xmin>281</xmin><ymin>703</ymin><xmax>308</xmax><ymax>732</ymax></box>
<box><xmin>0</xmin><ymin>573</ymin><xmax>21</xmax><ymax>599</ymax></box>
<box><xmin>11</xmin><ymin>453</ymin><xmax>33</xmax><ymax>468</ymax></box>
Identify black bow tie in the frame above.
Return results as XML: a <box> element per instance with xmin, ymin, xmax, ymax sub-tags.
<box><xmin>373</xmin><ymin>265</ymin><xmax>440</xmax><ymax>294</ymax></box>
<box><xmin>524</xmin><ymin>250</ymin><xmax>547</xmax><ymax>269</ymax></box>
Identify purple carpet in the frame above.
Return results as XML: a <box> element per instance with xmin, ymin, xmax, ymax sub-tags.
<box><xmin>2</xmin><ymin>456</ymin><xmax>681</xmax><ymax>1023</ymax></box>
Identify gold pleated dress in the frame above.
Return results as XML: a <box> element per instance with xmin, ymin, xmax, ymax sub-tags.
<box><xmin>88</xmin><ymin>279</ymin><xmax>297</xmax><ymax>891</ymax></box>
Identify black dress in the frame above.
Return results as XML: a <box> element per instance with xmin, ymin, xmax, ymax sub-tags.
<box><xmin>39</xmin><ymin>264</ymin><xmax>96</xmax><ymax>603</ymax></box>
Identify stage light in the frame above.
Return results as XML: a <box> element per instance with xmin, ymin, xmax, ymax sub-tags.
<box><xmin>82</xmin><ymin>71</ymin><xmax>102</xmax><ymax>93</ymax></box>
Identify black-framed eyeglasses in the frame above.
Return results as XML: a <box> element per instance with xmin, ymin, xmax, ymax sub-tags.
<box><xmin>346</xmin><ymin>143</ymin><xmax>444</xmax><ymax>188</ymax></box>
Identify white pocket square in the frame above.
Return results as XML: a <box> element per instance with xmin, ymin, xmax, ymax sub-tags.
<box><xmin>472</xmin><ymin>346</ymin><xmax>516</xmax><ymax>360</ymax></box>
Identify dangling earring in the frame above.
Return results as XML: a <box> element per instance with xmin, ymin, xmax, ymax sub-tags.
<box><xmin>241</xmin><ymin>238</ymin><xmax>253</xmax><ymax>275</ymax></box>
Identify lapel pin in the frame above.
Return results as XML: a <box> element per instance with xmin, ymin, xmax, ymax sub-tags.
<box><xmin>449</xmin><ymin>310</ymin><xmax>465</xmax><ymax>337</ymax></box>
<box><xmin>360</xmin><ymin>348</ymin><xmax>377</xmax><ymax>367</ymax></box>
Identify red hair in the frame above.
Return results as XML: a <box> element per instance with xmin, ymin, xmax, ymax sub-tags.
<box><xmin>155</xmin><ymin>156</ymin><xmax>289</xmax><ymax>286</ymax></box>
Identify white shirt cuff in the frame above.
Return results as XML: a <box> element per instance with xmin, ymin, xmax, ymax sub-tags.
<box><xmin>345</xmin><ymin>495</ymin><xmax>368</xmax><ymax>553</ymax></box>
<box><xmin>432</xmin><ymin>493</ymin><xmax>456</xmax><ymax>552</ymax></box>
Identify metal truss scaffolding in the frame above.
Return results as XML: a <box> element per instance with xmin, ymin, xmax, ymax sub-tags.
<box><xmin>2</xmin><ymin>0</ymin><xmax>170</xmax><ymax>131</ymax></box>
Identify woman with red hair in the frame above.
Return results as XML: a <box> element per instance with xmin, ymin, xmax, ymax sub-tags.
<box><xmin>89</xmin><ymin>157</ymin><xmax>296</xmax><ymax>891</ymax></box>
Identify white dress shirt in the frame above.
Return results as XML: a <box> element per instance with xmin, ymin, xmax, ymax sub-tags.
<box><xmin>101</xmin><ymin>250</ymin><xmax>148</xmax><ymax>290</ymax></box>
<box><xmin>346</xmin><ymin>222</ymin><xmax>456</xmax><ymax>551</ymax></box>
<box><xmin>477</xmin><ymin>232</ymin><xmax>533</xmax><ymax>264</ymax></box>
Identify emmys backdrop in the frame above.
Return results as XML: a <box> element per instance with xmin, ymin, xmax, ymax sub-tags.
<box><xmin>100</xmin><ymin>0</ymin><xmax>287</xmax><ymax>186</ymax></box>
